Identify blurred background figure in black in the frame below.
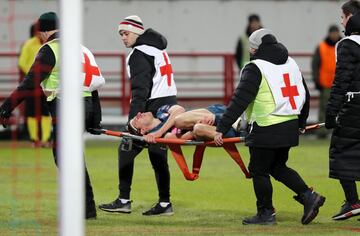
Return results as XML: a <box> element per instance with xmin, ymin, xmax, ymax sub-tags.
<box><xmin>235</xmin><ymin>14</ymin><xmax>263</xmax><ymax>70</ymax></box>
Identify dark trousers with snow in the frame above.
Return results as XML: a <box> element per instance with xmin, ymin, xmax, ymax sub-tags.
<box><xmin>248</xmin><ymin>146</ymin><xmax>309</xmax><ymax>210</ymax></box>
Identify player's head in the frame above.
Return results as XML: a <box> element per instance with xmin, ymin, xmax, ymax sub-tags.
<box><xmin>118</xmin><ymin>15</ymin><xmax>144</xmax><ymax>48</ymax></box>
<box><xmin>128</xmin><ymin>112</ymin><xmax>154</xmax><ymax>135</ymax></box>
<box><xmin>248</xmin><ymin>28</ymin><xmax>276</xmax><ymax>55</ymax></box>
<box><xmin>38</xmin><ymin>12</ymin><xmax>58</xmax><ymax>42</ymax></box>
<box><xmin>341</xmin><ymin>0</ymin><xmax>360</xmax><ymax>27</ymax></box>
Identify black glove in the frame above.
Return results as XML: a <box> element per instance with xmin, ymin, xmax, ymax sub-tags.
<box><xmin>0</xmin><ymin>106</ymin><xmax>11</xmax><ymax>128</ymax></box>
<box><xmin>119</xmin><ymin>125</ymin><xmax>128</xmax><ymax>132</ymax></box>
<box><xmin>325</xmin><ymin>115</ymin><xmax>337</xmax><ymax>129</ymax></box>
<box><xmin>87</xmin><ymin>124</ymin><xmax>103</xmax><ymax>135</ymax></box>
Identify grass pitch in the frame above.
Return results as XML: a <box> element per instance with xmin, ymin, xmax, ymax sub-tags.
<box><xmin>0</xmin><ymin>138</ymin><xmax>359</xmax><ymax>235</ymax></box>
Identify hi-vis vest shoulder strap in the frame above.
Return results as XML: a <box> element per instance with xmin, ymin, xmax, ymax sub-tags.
<box><xmin>126</xmin><ymin>45</ymin><xmax>177</xmax><ymax>99</ymax></box>
<box><xmin>81</xmin><ymin>45</ymin><xmax>105</xmax><ymax>92</ymax></box>
<box><xmin>252</xmin><ymin>57</ymin><xmax>306</xmax><ymax>115</ymax></box>
<box><xmin>335</xmin><ymin>35</ymin><xmax>360</xmax><ymax>61</ymax></box>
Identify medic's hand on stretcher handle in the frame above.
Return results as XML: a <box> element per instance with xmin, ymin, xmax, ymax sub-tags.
<box><xmin>214</xmin><ymin>131</ymin><xmax>223</xmax><ymax>146</ymax></box>
<box><xmin>213</xmin><ymin>123</ymin><xmax>325</xmax><ymax>146</ymax></box>
<box><xmin>143</xmin><ymin>130</ymin><xmax>163</xmax><ymax>143</ymax></box>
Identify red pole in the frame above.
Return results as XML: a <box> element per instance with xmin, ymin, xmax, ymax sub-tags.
<box><xmin>120</xmin><ymin>53</ymin><xmax>128</xmax><ymax>115</ymax></box>
<box><xmin>223</xmin><ymin>55</ymin><xmax>228</xmax><ymax>105</ymax></box>
<box><xmin>223</xmin><ymin>55</ymin><xmax>234</xmax><ymax>105</ymax></box>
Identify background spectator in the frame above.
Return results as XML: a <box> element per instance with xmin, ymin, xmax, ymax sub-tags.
<box><xmin>311</xmin><ymin>25</ymin><xmax>341</xmax><ymax>139</ymax></box>
<box><xmin>235</xmin><ymin>14</ymin><xmax>263</xmax><ymax>70</ymax></box>
<box><xmin>18</xmin><ymin>22</ymin><xmax>51</xmax><ymax>147</ymax></box>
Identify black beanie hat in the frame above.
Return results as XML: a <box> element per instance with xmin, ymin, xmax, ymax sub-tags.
<box><xmin>38</xmin><ymin>12</ymin><xmax>58</xmax><ymax>32</ymax></box>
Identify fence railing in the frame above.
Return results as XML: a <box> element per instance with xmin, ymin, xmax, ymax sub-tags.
<box><xmin>0</xmin><ymin>51</ymin><xmax>314</xmax><ymax>124</ymax></box>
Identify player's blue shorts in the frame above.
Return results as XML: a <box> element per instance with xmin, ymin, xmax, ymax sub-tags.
<box><xmin>206</xmin><ymin>104</ymin><xmax>239</xmax><ymax>138</ymax></box>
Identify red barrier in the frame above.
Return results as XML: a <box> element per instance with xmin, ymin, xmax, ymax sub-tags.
<box><xmin>0</xmin><ymin>51</ymin><xmax>313</xmax><ymax>124</ymax></box>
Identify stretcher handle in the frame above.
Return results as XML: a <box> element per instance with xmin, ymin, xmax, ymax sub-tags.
<box><xmin>90</xmin><ymin>128</ymin><xmax>244</xmax><ymax>145</ymax></box>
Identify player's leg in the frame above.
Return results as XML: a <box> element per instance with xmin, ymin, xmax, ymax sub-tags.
<box><xmin>193</xmin><ymin>123</ymin><xmax>216</xmax><ymax>140</ymax></box>
<box><xmin>174</xmin><ymin>109</ymin><xmax>214</xmax><ymax>129</ymax></box>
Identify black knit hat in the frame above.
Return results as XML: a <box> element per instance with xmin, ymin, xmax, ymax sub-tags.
<box><xmin>38</xmin><ymin>12</ymin><xmax>58</xmax><ymax>32</ymax></box>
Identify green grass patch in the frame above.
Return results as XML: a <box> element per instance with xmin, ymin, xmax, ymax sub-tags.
<box><xmin>0</xmin><ymin>138</ymin><xmax>359</xmax><ymax>235</ymax></box>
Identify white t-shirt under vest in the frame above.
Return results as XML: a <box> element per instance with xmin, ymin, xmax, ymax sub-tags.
<box><xmin>126</xmin><ymin>45</ymin><xmax>177</xmax><ymax>99</ymax></box>
<box><xmin>252</xmin><ymin>57</ymin><xmax>306</xmax><ymax>115</ymax></box>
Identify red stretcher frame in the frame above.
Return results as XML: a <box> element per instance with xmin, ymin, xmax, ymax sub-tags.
<box><xmin>93</xmin><ymin>123</ymin><xmax>324</xmax><ymax>181</ymax></box>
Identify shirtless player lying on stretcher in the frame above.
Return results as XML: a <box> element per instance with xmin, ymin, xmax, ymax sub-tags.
<box><xmin>128</xmin><ymin>104</ymin><xmax>241</xmax><ymax>143</ymax></box>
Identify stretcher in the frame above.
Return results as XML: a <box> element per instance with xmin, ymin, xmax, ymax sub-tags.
<box><xmin>92</xmin><ymin>122</ymin><xmax>324</xmax><ymax>181</ymax></box>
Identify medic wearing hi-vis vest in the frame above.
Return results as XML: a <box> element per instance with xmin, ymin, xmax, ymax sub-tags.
<box><xmin>0</xmin><ymin>11</ymin><xmax>101</xmax><ymax>219</ymax></box>
<box><xmin>214</xmin><ymin>29</ymin><xmax>325</xmax><ymax>226</ymax></box>
<box><xmin>40</xmin><ymin>39</ymin><xmax>105</xmax><ymax>101</ymax></box>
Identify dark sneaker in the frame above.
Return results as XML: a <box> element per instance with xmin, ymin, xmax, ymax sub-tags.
<box><xmin>301</xmin><ymin>189</ymin><xmax>326</xmax><ymax>225</ymax></box>
<box><xmin>98</xmin><ymin>198</ymin><xmax>131</xmax><ymax>213</ymax></box>
<box><xmin>142</xmin><ymin>202</ymin><xmax>174</xmax><ymax>216</ymax></box>
<box><xmin>332</xmin><ymin>201</ymin><xmax>360</xmax><ymax>220</ymax></box>
<box><xmin>242</xmin><ymin>208</ymin><xmax>276</xmax><ymax>225</ymax></box>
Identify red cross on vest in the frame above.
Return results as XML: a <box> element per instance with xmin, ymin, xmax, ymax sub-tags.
<box><xmin>160</xmin><ymin>52</ymin><xmax>173</xmax><ymax>86</ymax></box>
<box><xmin>281</xmin><ymin>73</ymin><xmax>299</xmax><ymax>110</ymax></box>
<box><xmin>83</xmin><ymin>52</ymin><xmax>100</xmax><ymax>87</ymax></box>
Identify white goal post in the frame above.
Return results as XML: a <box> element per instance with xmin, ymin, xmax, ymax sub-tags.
<box><xmin>59</xmin><ymin>0</ymin><xmax>84</xmax><ymax>235</ymax></box>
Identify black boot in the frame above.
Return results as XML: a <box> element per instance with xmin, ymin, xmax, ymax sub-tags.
<box><xmin>242</xmin><ymin>208</ymin><xmax>276</xmax><ymax>225</ymax></box>
<box><xmin>298</xmin><ymin>188</ymin><xmax>325</xmax><ymax>225</ymax></box>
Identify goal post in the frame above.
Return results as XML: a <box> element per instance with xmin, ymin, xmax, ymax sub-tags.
<box><xmin>59</xmin><ymin>0</ymin><xmax>84</xmax><ymax>235</ymax></box>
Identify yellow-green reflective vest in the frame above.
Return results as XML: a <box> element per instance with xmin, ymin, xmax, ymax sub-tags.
<box><xmin>245</xmin><ymin>64</ymin><xmax>298</xmax><ymax>127</ymax></box>
<box><xmin>41</xmin><ymin>39</ymin><xmax>91</xmax><ymax>101</ymax></box>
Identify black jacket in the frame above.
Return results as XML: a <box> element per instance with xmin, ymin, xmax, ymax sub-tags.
<box><xmin>216</xmin><ymin>34</ymin><xmax>310</xmax><ymax>148</ymax></box>
<box><xmin>326</xmin><ymin>13</ymin><xmax>360</xmax><ymax>180</ymax></box>
<box><xmin>0</xmin><ymin>33</ymin><xmax>102</xmax><ymax>130</ymax></box>
<box><xmin>127</xmin><ymin>28</ymin><xmax>176</xmax><ymax>120</ymax></box>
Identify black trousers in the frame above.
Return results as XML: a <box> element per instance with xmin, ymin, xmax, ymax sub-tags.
<box><xmin>340</xmin><ymin>179</ymin><xmax>359</xmax><ymax>204</ymax></box>
<box><xmin>48</xmin><ymin>99</ymin><xmax>96</xmax><ymax>212</ymax></box>
<box><xmin>118</xmin><ymin>139</ymin><xmax>170</xmax><ymax>202</ymax></box>
<box><xmin>248</xmin><ymin>146</ymin><xmax>308</xmax><ymax>210</ymax></box>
